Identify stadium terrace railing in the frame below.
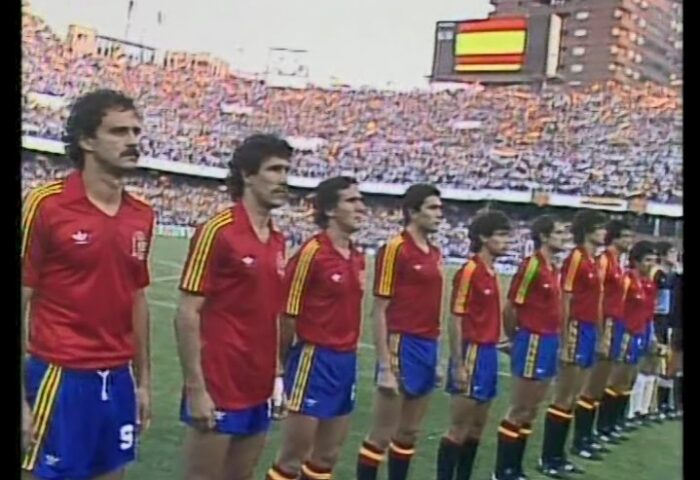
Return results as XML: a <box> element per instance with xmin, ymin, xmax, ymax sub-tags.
<box><xmin>22</xmin><ymin>135</ymin><xmax>682</xmax><ymax>219</ymax></box>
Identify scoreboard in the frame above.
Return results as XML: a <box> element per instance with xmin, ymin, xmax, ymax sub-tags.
<box><xmin>431</xmin><ymin>15</ymin><xmax>562</xmax><ymax>84</ymax></box>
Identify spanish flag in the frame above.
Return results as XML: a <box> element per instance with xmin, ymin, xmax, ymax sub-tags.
<box><xmin>454</xmin><ymin>17</ymin><xmax>527</xmax><ymax>72</ymax></box>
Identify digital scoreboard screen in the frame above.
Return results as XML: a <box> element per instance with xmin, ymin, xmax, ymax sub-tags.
<box><xmin>454</xmin><ymin>17</ymin><xmax>527</xmax><ymax>72</ymax></box>
<box><xmin>431</xmin><ymin>14</ymin><xmax>562</xmax><ymax>83</ymax></box>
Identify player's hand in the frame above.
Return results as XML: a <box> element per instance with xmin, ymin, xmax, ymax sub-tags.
<box><xmin>136</xmin><ymin>386</ymin><xmax>152</xmax><ymax>433</ymax></box>
<box><xmin>22</xmin><ymin>399</ymin><xmax>34</xmax><ymax>452</ymax></box>
<box><xmin>187</xmin><ymin>388</ymin><xmax>216</xmax><ymax>432</ymax></box>
<box><xmin>451</xmin><ymin>363</ymin><xmax>468</xmax><ymax>393</ymax></box>
<box><xmin>376</xmin><ymin>364</ymin><xmax>399</xmax><ymax>396</ymax></box>
<box><xmin>271</xmin><ymin>376</ymin><xmax>287</xmax><ymax>420</ymax></box>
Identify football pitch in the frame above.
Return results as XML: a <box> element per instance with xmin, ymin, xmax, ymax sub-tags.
<box><xmin>128</xmin><ymin>236</ymin><xmax>682</xmax><ymax>479</ymax></box>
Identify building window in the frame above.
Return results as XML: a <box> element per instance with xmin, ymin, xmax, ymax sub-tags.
<box><xmin>608</xmin><ymin>63</ymin><xmax>617</xmax><ymax>71</ymax></box>
<box><xmin>568</xmin><ymin>80</ymin><xmax>582</xmax><ymax>86</ymax></box>
<box><xmin>627</xmin><ymin>50</ymin><xmax>635</xmax><ymax>59</ymax></box>
<box><xmin>640</xmin><ymin>0</ymin><xmax>649</xmax><ymax>9</ymax></box>
<box><xmin>625</xmin><ymin>67</ymin><xmax>633</xmax><ymax>76</ymax></box>
<box><xmin>612</xmin><ymin>27</ymin><xmax>621</xmax><ymax>37</ymax></box>
<box><xmin>574</xmin><ymin>29</ymin><xmax>588</xmax><ymax>37</ymax></box>
<box><xmin>610</xmin><ymin>45</ymin><xmax>619</xmax><ymax>54</ymax></box>
<box><xmin>633</xmin><ymin>71</ymin><xmax>641</xmax><ymax>80</ymax></box>
<box><xmin>572</xmin><ymin>46</ymin><xmax>586</xmax><ymax>56</ymax></box>
<box><xmin>629</xmin><ymin>32</ymin><xmax>637</xmax><ymax>41</ymax></box>
<box><xmin>570</xmin><ymin>64</ymin><xmax>584</xmax><ymax>73</ymax></box>
<box><xmin>614</xmin><ymin>9</ymin><xmax>623</xmax><ymax>19</ymax></box>
<box><xmin>576</xmin><ymin>11</ymin><xmax>590</xmax><ymax>20</ymax></box>
<box><xmin>635</xmin><ymin>53</ymin><xmax>642</xmax><ymax>63</ymax></box>
<box><xmin>637</xmin><ymin>36</ymin><xmax>645</xmax><ymax>45</ymax></box>
<box><xmin>638</xmin><ymin>18</ymin><xmax>647</xmax><ymax>28</ymax></box>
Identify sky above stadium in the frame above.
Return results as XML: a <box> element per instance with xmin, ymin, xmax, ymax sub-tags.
<box><xmin>29</xmin><ymin>0</ymin><xmax>492</xmax><ymax>90</ymax></box>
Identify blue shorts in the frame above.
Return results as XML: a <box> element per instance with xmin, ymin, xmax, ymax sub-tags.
<box><xmin>180</xmin><ymin>396</ymin><xmax>271</xmax><ymax>436</ymax></box>
<box><xmin>560</xmin><ymin>319</ymin><xmax>598</xmax><ymax>369</ymax></box>
<box><xmin>511</xmin><ymin>329</ymin><xmax>559</xmax><ymax>380</ymax></box>
<box><xmin>640</xmin><ymin>322</ymin><xmax>654</xmax><ymax>354</ymax></box>
<box><xmin>376</xmin><ymin>333</ymin><xmax>438</xmax><ymax>398</ymax></box>
<box><xmin>446</xmin><ymin>342</ymin><xmax>498</xmax><ymax>402</ymax></box>
<box><xmin>22</xmin><ymin>356</ymin><xmax>137</xmax><ymax>480</ymax></box>
<box><xmin>284</xmin><ymin>343</ymin><xmax>357</xmax><ymax>419</ymax></box>
<box><xmin>610</xmin><ymin>321</ymin><xmax>644</xmax><ymax>365</ymax></box>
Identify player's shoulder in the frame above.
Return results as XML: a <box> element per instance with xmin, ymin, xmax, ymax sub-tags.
<box><xmin>124</xmin><ymin>188</ymin><xmax>154</xmax><ymax>213</ymax></box>
<box><xmin>456</xmin><ymin>257</ymin><xmax>479</xmax><ymax>278</ymax></box>
<box><xmin>296</xmin><ymin>235</ymin><xmax>323</xmax><ymax>259</ymax></box>
<box><xmin>23</xmin><ymin>179</ymin><xmax>66</xmax><ymax>212</ymax></box>
<box><xmin>380</xmin><ymin>233</ymin><xmax>406</xmax><ymax>253</ymax></box>
<box><xmin>196</xmin><ymin>208</ymin><xmax>236</xmax><ymax>231</ymax></box>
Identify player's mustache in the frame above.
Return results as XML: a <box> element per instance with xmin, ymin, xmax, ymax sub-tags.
<box><xmin>121</xmin><ymin>149</ymin><xmax>140</xmax><ymax>157</ymax></box>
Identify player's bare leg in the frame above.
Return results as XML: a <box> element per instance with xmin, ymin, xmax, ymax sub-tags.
<box><xmin>437</xmin><ymin>396</ymin><xmax>484</xmax><ymax>480</ymax></box>
<box><xmin>269</xmin><ymin>413</ymin><xmax>319</xmax><ymax>478</ymax></box>
<box><xmin>457</xmin><ymin>401</ymin><xmax>492</xmax><ymax>479</ymax></box>
<box><xmin>386</xmin><ymin>394</ymin><xmax>432</xmax><ymax>479</ymax></box>
<box><xmin>223</xmin><ymin>432</ymin><xmax>268</xmax><ymax>480</ymax></box>
<box><xmin>581</xmin><ymin>358</ymin><xmax>613</xmax><ymax>449</ymax></box>
<box><xmin>365</xmin><ymin>389</ymin><xmax>403</xmax><ymax>451</ymax></box>
<box><xmin>306</xmin><ymin>415</ymin><xmax>353</xmax><ymax>476</ymax></box>
<box><xmin>183</xmin><ymin>428</ymin><xmax>231</xmax><ymax>480</ymax></box>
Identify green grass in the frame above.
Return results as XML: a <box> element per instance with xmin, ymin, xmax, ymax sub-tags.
<box><xmin>128</xmin><ymin>236</ymin><xmax>682</xmax><ymax>479</ymax></box>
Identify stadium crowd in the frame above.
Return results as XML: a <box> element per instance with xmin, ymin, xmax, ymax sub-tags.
<box><xmin>22</xmin><ymin>11</ymin><xmax>682</xmax><ymax>204</ymax></box>
<box><xmin>22</xmin><ymin>153</ymin><xmax>534</xmax><ymax>267</ymax></box>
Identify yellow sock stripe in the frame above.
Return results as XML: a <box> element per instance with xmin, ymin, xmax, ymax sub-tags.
<box><xmin>498</xmin><ymin>426</ymin><xmax>520</xmax><ymax>439</ymax></box>
<box><xmin>389</xmin><ymin>442</ymin><xmax>415</xmax><ymax>456</ymax></box>
<box><xmin>452</xmin><ymin>260</ymin><xmax>477</xmax><ymax>314</ymax></box>
<box><xmin>301</xmin><ymin>464</ymin><xmax>332</xmax><ymax>480</ymax></box>
<box><xmin>605</xmin><ymin>388</ymin><xmax>618</xmax><ymax>397</ymax></box>
<box><xmin>377</xmin><ymin>237</ymin><xmax>403</xmax><ymax>296</ymax></box>
<box><xmin>547</xmin><ymin>407</ymin><xmax>573</xmax><ymax>420</ymax></box>
<box><xmin>289</xmin><ymin>345</ymin><xmax>315</xmax><ymax>411</ymax></box>
<box><xmin>519</xmin><ymin>427</ymin><xmax>533</xmax><ymax>435</ymax></box>
<box><xmin>22</xmin><ymin>365</ymin><xmax>62</xmax><ymax>470</ymax></box>
<box><xmin>464</xmin><ymin>344</ymin><xmax>478</xmax><ymax>397</ymax></box>
<box><xmin>181</xmin><ymin>211</ymin><xmax>232</xmax><ymax>290</ymax></box>
<box><xmin>524</xmin><ymin>334</ymin><xmax>540</xmax><ymax>378</ymax></box>
<box><xmin>389</xmin><ymin>333</ymin><xmax>401</xmax><ymax>376</ymax></box>
<box><xmin>577</xmin><ymin>399</ymin><xmax>595</xmax><ymax>410</ymax></box>
<box><xmin>360</xmin><ymin>447</ymin><xmax>385</xmax><ymax>462</ymax></box>
<box><xmin>285</xmin><ymin>241</ymin><xmax>321</xmax><ymax>315</ymax></box>
<box><xmin>266</xmin><ymin>467</ymin><xmax>294</xmax><ymax>480</ymax></box>
<box><xmin>21</xmin><ymin>183</ymin><xmax>63</xmax><ymax>257</ymax></box>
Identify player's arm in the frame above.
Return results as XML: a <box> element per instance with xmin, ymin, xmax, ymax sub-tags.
<box><xmin>174</xmin><ymin>293</ymin><xmax>208</xmax><ymax>393</ymax></box>
<box><xmin>279</xmin><ymin>242</ymin><xmax>319</xmax><ymax>368</ymax></box>
<box><xmin>372</xmin><ymin>243</ymin><xmax>401</xmax><ymax>368</ymax></box>
<box><xmin>449</xmin><ymin>263</ymin><xmax>475</xmax><ymax>367</ymax></box>
<box><xmin>504</xmin><ymin>258</ymin><xmax>535</xmax><ymax>341</ymax></box>
<box><xmin>132</xmin><ymin>289</ymin><xmax>151</xmax><ymax>388</ymax></box>
<box><xmin>595</xmin><ymin>254</ymin><xmax>609</xmax><ymax>335</ymax></box>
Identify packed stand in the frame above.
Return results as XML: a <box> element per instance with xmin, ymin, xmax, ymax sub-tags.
<box><xmin>22</xmin><ymin>11</ymin><xmax>682</xmax><ymax>204</ymax></box>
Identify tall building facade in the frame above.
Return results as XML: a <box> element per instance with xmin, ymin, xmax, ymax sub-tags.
<box><xmin>490</xmin><ymin>0</ymin><xmax>682</xmax><ymax>86</ymax></box>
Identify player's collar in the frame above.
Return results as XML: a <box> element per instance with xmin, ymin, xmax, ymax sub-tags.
<box><xmin>233</xmin><ymin>201</ymin><xmax>280</xmax><ymax>237</ymax></box>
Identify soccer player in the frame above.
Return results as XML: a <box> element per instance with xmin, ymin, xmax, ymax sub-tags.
<box><xmin>21</xmin><ymin>90</ymin><xmax>155</xmax><ymax>479</ymax></box>
<box><xmin>267</xmin><ymin>176</ymin><xmax>366</xmax><ymax>480</ymax></box>
<box><xmin>491</xmin><ymin>216</ymin><xmax>568</xmax><ymax>480</ymax></box>
<box><xmin>541</xmin><ymin>210</ymin><xmax>606</xmax><ymax>470</ymax></box>
<box><xmin>584</xmin><ymin>220</ymin><xmax>635</xmax><ymax>445</ymax></box>
<box><xmin>436</xmin><ymin>210</ymin><xmax>511</xmax><ymax>480</ymax></box>
<box><xmin>174</xmin><ymin>134</ymin><xmax>292</xmax><ymax>480</ymax></box>
<box><xmin>604</xmin><ymin>241</ymin><xmax>658</xmax><ymax>441</ymax></box>
<box><xmin>356</xmin><ymin>184</ymin><xmax>444</xmax><ymax>480</ymax></box>
<box><xmin>652</xmin><ymin>242</ymin><xmax>680</xmax><ymax>420</ymax></box>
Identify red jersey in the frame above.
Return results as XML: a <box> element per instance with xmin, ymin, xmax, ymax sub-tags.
<box><xmin>284</xmin><ymin>232</ymin><xmax>365</xmax><ymax>352</ymax></box>
<box><xmin>373</xmin><ymin>231</ymin><xmax>443</xmax><ymax>340</ymax></box>
<box><xmin>451</xmin><ymin>256</ymin><xmax>501</xmax><ymax>344</ymax></box>
<box><xmin>561</xmin><ymin>246</ymin><xmax>603</xmax><ymax>324</ymax></box>
<box><xmin>598</xmin><ymin>248</ymin><xmax>625</xmax><ymax>320</ymax></box>
<box><xmin>179</xmin><ymin>203</ymin><xmax>286</xmax><ymax>410</ymax></box>
<box><xmin>508</xmin><ymin>252</ymin><xmax>562</xmax><ymax>335</ymax></box>
<box><xmin>22</xmin><ymin>172</ymin><xmax>155</xmax><ymax>369</ymax></box>
<box><xmin>622</xmin><ymin>271</ymin><xmax>649</xmax><ymax>334</ymax></box>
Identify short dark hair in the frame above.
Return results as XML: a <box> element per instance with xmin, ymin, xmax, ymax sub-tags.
<box><xmin>531</xmin><ymin>215</ymin><xmax>565</xmax><ymax>250</ymax></box>
<box><xmin>571</xmin><ymin>210</ymin><xmax>607</xmax><ymax>245</ymax></box>
<box><xmin>228</xmin><ymin>134</ymin><xmax>293</xmax><ymax>199</ymax></box>
<box><xmin>468</xmin><ymin>210</ymin><xmax>511</xmax><ymax>253</ymax></box>
<box><xmin>629</xmin><ymin>240</ymin><xmax>657</xmax><ymax>266</ymax></box>
<box><xmin>314</xmin><ymin>176</ymin><xmax>358</xmax><ymax>228</ymax></box>
<box><xmin>64</xmin><ymin>89</ymin><xmax>137</xmax><ymax>169</ymax></box>
<box><xmin>655</xmin><ymin>241</ymin><xmax>675</xmax><ymax>257</ymax></box>
<box><xmin>605</xmin><ymin>219</ymin><xmax>632</xmax><ymax>245</ymax></box>
<box><xmin>402</xmin><ymin>183</ymin><xmax>441</xmax><ymax>225</ymax></box>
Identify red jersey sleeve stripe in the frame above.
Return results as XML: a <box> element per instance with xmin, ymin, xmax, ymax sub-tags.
<box><xmin>563</xmin><ymin>250</ymin><xmax>582</xmax><ymax>293</ymax></box>
<box><xmin>21</xmin><ymin>182</ymin><xmax>63</xmax><ymax>258</ymax></box>
<box><xmin>285</xmin><ymin>240</ymin><xmax>321</xmax><ymax>316</ymax></box>
<box><xmin>514</xmin><ymin>256</ymin><xmax>540</xmax><ymax>305</ymax></box>
<box><xmin>180</xmin><ymin>211</ymin><xmax>233</xmax><ymax>292</ymax></box>
<box><xmin>452</xmin><ymin>260</ymin><xmax>477</xmax><ymax>315</ymax></box>
<box><xmin>375</xmin><ymin>236</ymin><xmax>404</xmax><ymax>297</ymax></box>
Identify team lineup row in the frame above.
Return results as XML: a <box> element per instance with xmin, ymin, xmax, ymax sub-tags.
<box><xmin>21</xmin><ymin>90</ymin><xmax>681</xmax><ymax>480</ymax></box>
